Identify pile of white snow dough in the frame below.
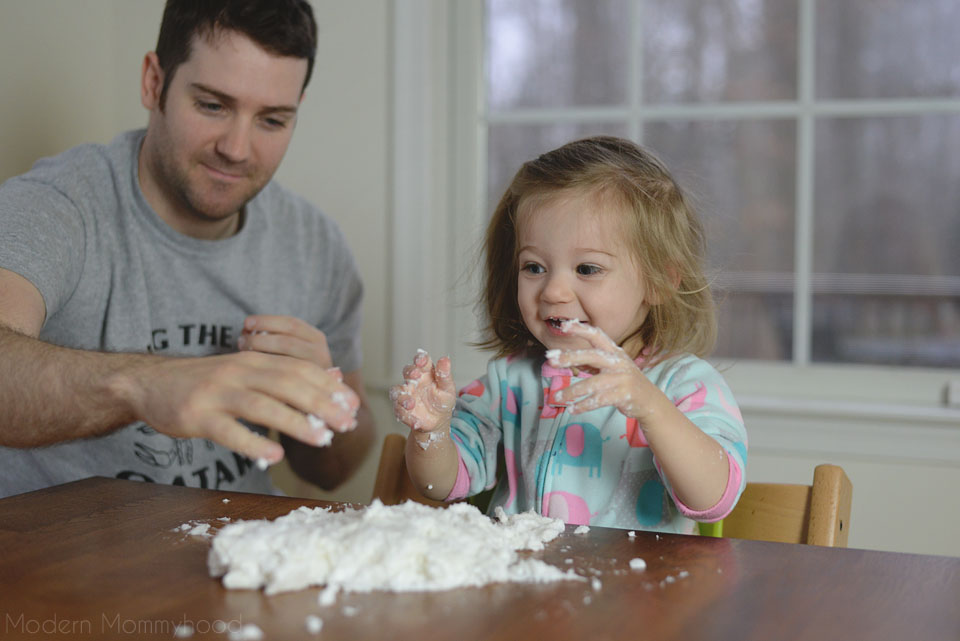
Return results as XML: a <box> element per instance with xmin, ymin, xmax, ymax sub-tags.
<box><xmin>208</xmin><ymin>500</ymin><xmax>584</xmax><ymax>596</ymax></box>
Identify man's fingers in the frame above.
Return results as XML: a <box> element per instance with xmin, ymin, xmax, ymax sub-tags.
<box><xmin>206</xmin><ymin>415</ymin><xmax>285</xmax><ymax>464</ymax></box>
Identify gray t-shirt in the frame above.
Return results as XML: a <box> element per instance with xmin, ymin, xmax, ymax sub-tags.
<box><xmin>0</xmin><ymin>129</ymin><xmax>364</xmax><ymax>498</ymax></box>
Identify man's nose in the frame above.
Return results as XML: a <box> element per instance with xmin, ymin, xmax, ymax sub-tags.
<box><xmin>215</xmin><ymin>118</ymin><xmax>252</xmax><ymax>163</ymax></box>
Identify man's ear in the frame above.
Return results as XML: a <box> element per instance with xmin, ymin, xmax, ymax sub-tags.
<box><xmin>141</xmin><ymin>52</ymin><xmax>164</xmax><ymax>111</ymax></box>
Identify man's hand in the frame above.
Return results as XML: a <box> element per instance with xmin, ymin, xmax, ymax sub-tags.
<box><xmin>119</xmin><ymin>348</ymin><xmax>359</xmax><ymax>465</ymax></box>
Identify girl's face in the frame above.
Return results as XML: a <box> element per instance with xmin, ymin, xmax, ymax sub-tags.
<box><xmin>516</xmin><ymin>190</ymin><xmax>652</xmax><ymax>356</ymax></box>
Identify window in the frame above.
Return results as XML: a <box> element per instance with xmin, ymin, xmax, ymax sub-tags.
<box><xmin>390</xmin><ymin>1</ymin><xmax>960</xmax><ymax>423</ymax></box>
<box><xmin>480</xmin><ymin>0</ymin><xmax>960</xmax><ymax>369</ymax></box>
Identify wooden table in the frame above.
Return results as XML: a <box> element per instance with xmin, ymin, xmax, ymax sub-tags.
<box><xmin>0</xmin><ymin>477</ymin><xmax>957</xmax><ymax>641</ymax></box>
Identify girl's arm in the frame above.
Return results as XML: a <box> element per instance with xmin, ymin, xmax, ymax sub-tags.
<box><xmin>549</xmin><ymin>322</ymin><xmax>734</xmax><ymax>512</ymax></box>
<box><xmin>390</xmin><ymin>351</ymin><xmax>460</xmax><ymax>500</ymax></box>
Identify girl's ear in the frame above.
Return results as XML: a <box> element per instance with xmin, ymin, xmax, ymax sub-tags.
<box><xmin>645</xmin><ymin>266</ymin><xmax>681</xmax><ymax>306</ymax></box>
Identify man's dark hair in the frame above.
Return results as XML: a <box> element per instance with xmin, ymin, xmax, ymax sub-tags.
<box><xmin>155</xmin><ymin>0</ymin><xmax>317</xmax><ymax>109</ymax></box>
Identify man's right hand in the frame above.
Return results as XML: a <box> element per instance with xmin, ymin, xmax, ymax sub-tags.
<box><xmin>116</xmin><ymin>350</ymin><xmax>359</xmax><ymax>464</ymax></box>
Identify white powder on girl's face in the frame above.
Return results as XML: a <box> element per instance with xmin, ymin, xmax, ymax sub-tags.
<box><xmin>207</xmin><ymin>500</ymin><xmax>582</xmax><ymax>597</ymax></box>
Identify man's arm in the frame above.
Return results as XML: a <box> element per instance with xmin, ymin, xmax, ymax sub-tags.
<box><xmin>0</xmin><ymin>268</ymin><xmax>358</xmax><ymax>462</ymax></box>
<box><xmin>280</xmin><ymin>369</ymin><xmax>375</xmax><ymax>490</ymax></box>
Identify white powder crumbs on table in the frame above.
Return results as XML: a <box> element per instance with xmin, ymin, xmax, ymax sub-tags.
<box><xmin>305</xmin><ymin>615</ymin><xmax>323</xmax><ymax>634</ymax></box>
<box><xmin>173</xmin><ymin>624</ymin><xmax>194</xmax><ymax>638</ymax></box>
<box><xmin>183</xmin><ymin>523</ymin><xmax>212</xmax><ymax>538</ymax></box>
<box><xmin>208</xmin><ymin>500</ymin><xmax>582</xmax><ymax>597</ymax></box>
<box><xmin>629</xmin><ymin>558</ymin><xmax>647</xmax><ymax>571</ymax></box>
<box><xmin>222</xmin><ymin>498</ymin><xmax>231</xmax><ymax>504</ymax></box>
<box><xmin>627</xmin><ymin>531</ymin><xmax>636</xmax><ymax>538</ymax></box>
<box><xmin>574</xmin><ymin>525</ymin><xmax>590</xmax><ymax>535</ymax></box>
<box><xmin>342</xmin><ymin>606</ymin><xmax>359</xmax><ymax>617</ymax></box>
<box><xmin>227</xmin><ymin>623</ymin><xmax>264</xmax><ymax>641</ymax></box>
<box><xmin>591</xmin><ymin>577</ymin><xmax>602</xmax><ymax>592</ymax></box>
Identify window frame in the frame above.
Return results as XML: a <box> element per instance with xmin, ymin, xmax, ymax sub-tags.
<box><xmin>389</xmin><ymin>1</ymin><xmax>960</xmax><ymax>457</ymax></box>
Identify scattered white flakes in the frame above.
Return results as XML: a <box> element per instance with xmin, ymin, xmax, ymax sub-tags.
<box><xmin>255</xmin><ymin>458</ymin><xmax>269</xmax><ymax>471</ymax></box>
<box><xmin>545</xmin><ymin>349</ymin><xmax>561</xmax><ymax>362</ymax></box>
<box><xmin>222</xmin><ymin>498</ymin><xmax>231</xmax><ymax>504</ymax></box>
<box><xmin>185</xmin><ymin>523</ymin><xmax>211</xmax><ymax>538</ymax></box>
<box><xmin>227</xmin><ymin>623</ymin><xmax>264</xmax><ymax>641</ymax></box>
<box><xmin>218</xmin><ymin>517</ymin><xmax>232</xmax><ymax>522</ymax></box>
<box><xmin>665</xmin><ymin>575</ymin><xmax>676</xmax><ymax>584</ymax></box>
<box><xmin>574</xmin><ymin>525</ymin><xmax>590</xmax><ymax>535</ymax></box>
<box><xmin>655</xmin><ymin>534</ymin><xmax>661</xmax><ymax>540</ymax></box>
<box><xmin>678</xmin><ymin>570</ymin><xmax>690</xmax><ymax>579</ymax></box>
<box><xmin>564</xmin><ymin>558</ymin><xmax>573</xmax><ymax>564</ymax></box>
<box><xmin>590</xmin><ymin>577</ymin><xmax>602</xmax><ymax>592</ymax></box>
<box><xmin>583</xmin><ymin>594</ymin><xmax>592</xmax><ymax>605</ymax></box>
<box><xmin>342</xmin><ymin>606</ymin><xmax>359</xmax><ymax>617</ymax></box>
<box><xmin>416</xmin><ymin>430</ymin><xmax>446</xmax><ymax>450</ymax></box>
<box><xmin>307</xmin><ymin>413</ymin><xmax>326</xmax><ymax>431</ymax></box>
<box><xmin>208</xmin><ymin>501</ymin><xmax>581</xmax><ymax>595</ymax></box>
<box><xmin>305</xmin><ymin>615</ymin><xmax>324</xmax><ymax>634</ymax></box>
<box><xmin>629</xmin><ymin>558</ymin><xmax>647</xmax><ymax>571</ymax></box>
<box><xmin>426</xmin><ymin>484</ymin><xmax>433</xmax><ymax>490</ymax></box>
<box><xmin>173</xmin><ymin>624</ymin><xmax>194</xmax><ymax>638</ymax></box>
<box><xmin>627</xmin><ymin>531</ymin><xmax>636</xmax><ymax>538</ymax></box>
<box><xmin>318</xmin><ymin>583</ymin><xmax>339</xmax><ymax>606</ymax></box>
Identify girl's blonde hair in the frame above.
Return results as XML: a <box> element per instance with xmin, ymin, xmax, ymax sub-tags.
<box><xmin>478</xmin><ymin>135</ymin><xmax>716</xmax><ymax>362</ymax></box>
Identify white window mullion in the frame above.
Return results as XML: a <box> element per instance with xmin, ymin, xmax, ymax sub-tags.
<box><xmin>793</xmin><ymin>0</ymin><xmax>817</xmax><ymax>364</ymax></box>
<box><xmin>629</xmin><ymin>0</ymin><xmax>644</xmax><ymax>142</ymax></box>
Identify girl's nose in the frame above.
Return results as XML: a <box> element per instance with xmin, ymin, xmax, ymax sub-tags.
<box><xmin>541</xmin><ymin>272</ymin><xmax>574</xmax><ymax>303</ymax></box>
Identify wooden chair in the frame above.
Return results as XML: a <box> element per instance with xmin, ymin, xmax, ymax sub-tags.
<box><xmin>714</xmin><ymin>463</ymin><xmax>853</xmax><ymax>547</ymax></box>
<box><xmin>371</xmin><ymin>433</ymin><xmax>448</xmax><ymax>508</ymax></box>
<box><xmin>371</xmin><ymin>433</ymin><xmax>853</xmax><ymax>547</ymax></box>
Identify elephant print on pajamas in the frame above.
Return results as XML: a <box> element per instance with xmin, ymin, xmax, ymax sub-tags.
<box><xmin>543</xmin><ymin>490</ymin><xmax>595</xmax><ymax>525</ymax></box>
<box><xmin>552</xmin><ymin>421</ymin><xmax>608</xmax><ymax>478</ymax></box>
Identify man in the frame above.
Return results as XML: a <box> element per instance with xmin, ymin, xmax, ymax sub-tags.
<box><xmin>0</xmin><ymin>0</ymin><xmax>373</xmax><ymax>498</ymax></box>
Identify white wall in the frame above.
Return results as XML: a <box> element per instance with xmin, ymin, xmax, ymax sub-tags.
<box><xmin>1</xmin><ymin>1</ymin><xmax>957</xmax><ymax>559</ymax></box>
<box><xmin>0</xmin><ymin>0</ymin><xmax>397</xmax><ymax>507</ymax></box>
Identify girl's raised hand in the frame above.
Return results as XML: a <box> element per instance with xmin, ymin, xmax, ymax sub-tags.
<box><xmin>390</xmin><ymin>350</ymin><xmax>457</xmax><ymax>432</ymax></box>
<box><xmin>547</xmin><ymin>321</ymin><xmax>659</xmax><ymax>423</ymax></box>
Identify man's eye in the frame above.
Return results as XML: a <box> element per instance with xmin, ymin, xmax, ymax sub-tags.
<box><xmin>263</xmin><ymin>117</ymin><xmax>288</xmax><ymax>129</ymax></box>
<box><xmin>196</xmin><ymin>100</ymin><xmax>222</xmax><ymax>113</ymax></box>
<box><xmin>577</xmin><ymin>264</ymin><xmax>601</xmax><ymax>276</ymax></box>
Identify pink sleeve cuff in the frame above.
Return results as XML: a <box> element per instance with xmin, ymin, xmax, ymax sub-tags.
<box><xmin>673</xmin><ymin>451</ymin><xmax>743</xmax><ymax>522</ymax></box>
<box><xmin>444</xmin><ymin>450</ymin><xmax>471</xmax><ymax>502</ymax></box>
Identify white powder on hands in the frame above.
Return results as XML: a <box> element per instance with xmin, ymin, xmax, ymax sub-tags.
<box><xmin>207</xmin><ymin>500</ymin><xmax>582</xmax><ymax>596</ymax></box>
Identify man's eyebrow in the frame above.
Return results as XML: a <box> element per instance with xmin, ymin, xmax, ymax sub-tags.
<box><xmin>190</xmin><ymin>83</ymin><xmax>299</xmax><ymax>114</ymax></box>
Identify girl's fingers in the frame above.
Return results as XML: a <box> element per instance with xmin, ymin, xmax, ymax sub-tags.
<box><xmin>560</xmin><ymin>320</ymin><xmax>620</xmax><ymax>351</ymax></box>
<box><xmin>434</xmin><ymin>356</ymin><xmax>456</xmax><ymax>395</ymax></box>
<box><xmin>548</xmin><ymin>348</ymin><xmax>628</xmax><ymax>372</ymax></box>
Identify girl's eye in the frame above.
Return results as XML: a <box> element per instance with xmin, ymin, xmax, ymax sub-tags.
<box><xmin>577</xmin><ymin>264</ymin><xmax>602</xmax><ymax>276</ymax></box>
<box><xmin>521</xmin><ymin>262</ymin><xmax>544</xmax><ymax>275</ymax></box>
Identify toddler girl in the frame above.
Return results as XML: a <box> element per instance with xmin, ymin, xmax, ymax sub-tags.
<box><xmin>391</xmin><ymin>136</ymin><xmax>747</xmax><ymax>532</ymax></box>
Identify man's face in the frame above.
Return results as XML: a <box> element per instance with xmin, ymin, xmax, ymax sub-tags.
<box><xmin>140</xmin><ymin>31</ymin><xmax>307</xmax><ymax>236</ymax></box>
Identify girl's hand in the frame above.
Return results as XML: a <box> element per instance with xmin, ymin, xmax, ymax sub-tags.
<box><xmin>548</xmin><ymin>321</ymin><xmax>659</xmax><ymax>423</ymax></box>
<box><xmin>390</xmin><ymin>350</ymin><xmax>457</xmax><ymax>432</ymax></box>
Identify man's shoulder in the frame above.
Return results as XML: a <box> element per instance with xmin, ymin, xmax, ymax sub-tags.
<box><xmin>9</xmin><ymin>130</ymin><xmax>140</xmax><ymax>195</ymax></box>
